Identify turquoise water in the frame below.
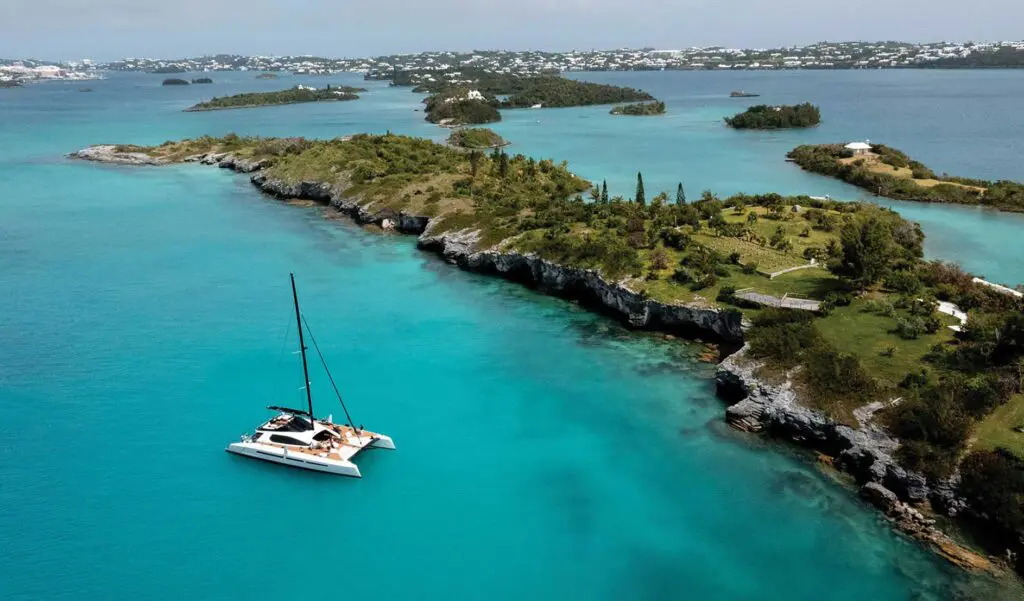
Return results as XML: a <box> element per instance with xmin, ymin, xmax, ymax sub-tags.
<box><xmin>2</xmin><ymin>71</ymin><xmax>1023</xmax><ymax>600</ymax></box>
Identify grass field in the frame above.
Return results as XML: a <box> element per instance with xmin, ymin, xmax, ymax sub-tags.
<box><xmin>974</xmin><ymin>394</ymin><xmax>1024</xmax><ymax>460</ymax></box>
<box><xmin>637</xmin><ymin>248</ymin><xmax>840</xmax><ymax>308</ymax></box>
<box><xmin>692</xmin><ymin>206</ymin><xmax>839</xmax><ymax>273</ymax></box>
<box><xmin>815</xmin><ymin>300</ymin><xmax>957</xmax><ymax>387</ymax></box>
<box><xmin>839</xmin><ymin>155</ymin><xmax>985</xmax><ymax>192</ymax></box>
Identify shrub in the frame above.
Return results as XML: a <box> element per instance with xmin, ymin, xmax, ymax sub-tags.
<box><xmin>824</xmin><ymin>291</ymin><xmax>853</xmax><ymax>307</ymax></box>
<box><xmin>649</xmin><ymin>246</ymin><xmax>670</xmax><ymax>270</ymax></box>
<box><xmin>864</xmin><ymin>299</ymin><xmax>897</xmax><ymax>317</ymax></box>
<box><xmin>958</xmin><ymin>451</ymin><xmax>1024</xmax><ymax>534</ymax></box>
<box><xmin>741</xmin><ymin>262</ymin><xmax>758</xmax><ymax>275</ymax></box>
<box><xmin>894</xmin><ymin>316</ymin><xmax>927</xmax><ymax>339</ymax></box>
<box><xmin>884</xmin><ymin>270</ymin><xmax>922</xmax><ymax>294</ymax></box>
<box><xmin>747</xmin><ymin>309</ymin><xmax>819</xmax><ymax>366</ymax></box>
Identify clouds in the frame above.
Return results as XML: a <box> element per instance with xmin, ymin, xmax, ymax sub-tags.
<box><xmin>1</xmin><ymin>0</ymin><xmax>1021</xmax><ymax>61</ymax></box>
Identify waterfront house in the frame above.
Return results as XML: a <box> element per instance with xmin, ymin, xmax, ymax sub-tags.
<box><xmin>845</xmin><ymin>141</ymin><xmax>872</xmax><ymax>155</ymax></box>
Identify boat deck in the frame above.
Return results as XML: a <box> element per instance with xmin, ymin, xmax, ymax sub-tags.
<box><xmin>265</xmin><ymin>422</ymin><xmax>385</xmax><ymax>462</ymax></box>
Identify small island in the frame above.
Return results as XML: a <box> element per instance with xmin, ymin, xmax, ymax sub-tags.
<box><xmin>610</xmin><ymin>101</ymin><xmax>666</xmax><ymax>116</ymax></box>
<box><xmin>447</xmin><ymin>127</ymin><xmax>508</xmax><ymax>149</ymax></box>
<box><xmin>420</xmin><ymin>74</ymin><xmax>659</xmax><ymax>126</ymax></box>
<box><xmin>725</xmin><ymin>103</ymin><xmax>821</xmax><ymax>129</ymax></box>
<box><xmin>730</xmin><ymin>91</ymin><xmax>760</xmax><ymax>98</ymax></box>
<box><xmin>183</xmin><ymin>85</ymin><xmax>366</xmax><ymax>112</ymax></box>
<box><xmin>255</xmin><ymin>72</ymin><xmax>279</xmax><ymax>80</ymax></box>
<box><xmin>787</xmin><ymin>143</ymin><xmax>1024</xmax><ymax>213</ymax></box>
<box><xmin>0</xmin><ymin>80</ymin><xmax>22</xmax><ymax>88</ymax></box>
<box><xmin>424</xmin><ymin>90</ymin><xmax>501</xmax><ymax>126</ymax></box>
<box><xmin>191</xmin><ymin>77</ymin><xmax>214</xmax><ymax>84</ymax></box>
<box><xmin>162</xmin><ymin>78</ymin><xmax>190</xmax><ymax>86</ymax></box>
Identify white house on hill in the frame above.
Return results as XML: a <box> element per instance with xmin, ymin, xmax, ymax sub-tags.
<box><xmin>845</xmin><ymin>141</ymin><xmax>872</xmax><ymax>155</ymax></box>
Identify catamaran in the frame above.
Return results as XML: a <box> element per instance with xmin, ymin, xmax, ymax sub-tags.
<box><xmin>226</xmin><ymin>274</ymin><xmax>395</xmax><ymax>477</ymax></box>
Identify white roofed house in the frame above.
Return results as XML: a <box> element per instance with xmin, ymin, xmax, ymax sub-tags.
<box><xmin>845</xmin><ymin>141</ymin><xmax>872</xmax><ymax>156</ymax></box>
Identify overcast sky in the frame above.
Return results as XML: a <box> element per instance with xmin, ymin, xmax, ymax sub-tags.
<box><xmin>2</xmin><ymin>0</ymin><xmax>1022</xmax><ymax>61</ymax></box>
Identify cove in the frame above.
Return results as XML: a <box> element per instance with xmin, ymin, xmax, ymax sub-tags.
<box><xmin>2</xmin><ymin>69</ymin><xmax>1023</xmax><ymax>600</ymax></box>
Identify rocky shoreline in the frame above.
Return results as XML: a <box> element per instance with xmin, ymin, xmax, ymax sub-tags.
<box><xmin>70</xmin><ymin>145</ymin><xmax>1000</xmax><ymax>575</ymax></box>
<box><xmin>716</xmin><ymin>346</ymin><xmax>998</xmax><ymax>574</ymax></box>
<box><xmin>187</xmin><ymin>150</ymin><xmax>746</xmax><ymax>343</ymax></box>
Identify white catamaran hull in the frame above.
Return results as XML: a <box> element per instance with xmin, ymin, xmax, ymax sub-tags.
<box><xmin>226</xmin><ymin>435</ymin><xmax>395</xmax><ymax>478</ymax></box>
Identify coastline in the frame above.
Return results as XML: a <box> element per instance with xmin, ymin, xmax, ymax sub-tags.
<box><xmin>69</xmin><ymin>144</ymin><xmax>1004</xmax><ymax>576</ymax></box>
<box><xmin>182</xmin><ymin>97</ymin><xmax>359</xmax><ymax>112</ymax></box>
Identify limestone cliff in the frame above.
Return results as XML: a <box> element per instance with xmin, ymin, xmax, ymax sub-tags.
<box><xmin>184</xmin><ymin>150</ymin><xmax>745</xmax><ymax>342</ymax></box>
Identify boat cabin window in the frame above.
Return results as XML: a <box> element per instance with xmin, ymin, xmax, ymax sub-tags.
<box><xmin>259</xmin><ymin>415</ymin><xmax>312</xmax><ymax>433</ymax></box>
<box><xmin>313</xmin><ymin>430</ymin><xmax>338</xmax><ymax>442</ymax></box>
<box><xmin>269</xmin><ymin>434</ymin><xmax>307</xmax><ymax>446</ymax></box>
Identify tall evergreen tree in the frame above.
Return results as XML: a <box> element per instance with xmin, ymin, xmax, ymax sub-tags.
<box><xmin>498</xmin><ymin>151</ymin><xmax>509</xmax><ymax>179</ymax></box>
<box><xmin>635</xmin><ymin>172</ymin><xmax>645</xmax><ymax>206</ymax></box>
<box><xmin>676</xmin><ymin>182</ymin><xmax>686</xmax><ymax>205</ymax></box>
<box><xmin>601</xmin><ymin>180</ymin><xmax>609</xmax><ymax>204</ymax></box>
<box><xmin>469</xmin><ymin>150</ymin><xmax>482</xmax><ymax>177</ymax></box>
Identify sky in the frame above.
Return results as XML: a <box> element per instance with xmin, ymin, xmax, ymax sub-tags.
<box><xmin>2</xmin><ymin>0</ymin><xmax>1022</xmax><ymax>61</ymax></box>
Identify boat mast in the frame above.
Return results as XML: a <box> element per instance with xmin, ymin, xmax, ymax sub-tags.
<box><xmin>290</xmin><ymin>273</ymin><xmax>315</xmax><ymax>423</ymax></box>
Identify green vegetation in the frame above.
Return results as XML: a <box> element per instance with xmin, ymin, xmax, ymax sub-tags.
<box><xmin>725</xmin><ymin>103</ymin><xmax>821</xmax><ymax>129</ymax></box>
<box><xmin>447</xmin><ymin>128</ymin><xmax>508</xmax><ymax>149</ymax></box>
<box><xmin>418</xmin><ymin>73</ymin><xmax>659</xmax><ymax>125</ymax></box>
<box><xmin>737</xmin><ymin>193</ymin><xmax>1024</xmax><ymax>566</ymax></box>
<box><xmin>255</xmin><ymin>72</ymin><xmax>279</xmax><ymax>79</ymax></box>
<box><xmin>191</xmin><ymin>77</ymin><xmax>213</xmax><ymax>84</ymax></box>
<box><xmin>610</xmin><ymin>101</ymin><xmax>666</xmax><ymax>116</ymax></box>
<box><xmin>424</xmin><ymin>92</ymin><xmax>501</xmax><ymax>125</ymax></box>
<box><xmin>151</xmin><ymin>66</ymin><xmax>185</xmax><ymax>74</ymax></box>
<box><xmin>184</xmin><ymin>85</ymin><xmax>365</xmax><ymax>112</ymax></box>
<box><xmin>162</xmin><ymin>78</ymin><xmax>189</xmax><ymax>86</ymax></box>
<box><xmin>496</xmin><ymin>76</ymin><xmax>654</xmax><ymax>109</ymax></box>
<box><xmin>109</xmin><ymin>132</ymin><xmax>1024</xmax><ymax>566</ymax></box>
<box><xmin>788</xmin><ymin>143</ymin><xmax>1024</xmax><ymax>213</ymax></box>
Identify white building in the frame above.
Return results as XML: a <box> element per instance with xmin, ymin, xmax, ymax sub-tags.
<box><xmin>845</xmin><ymin>141</ymin><xmax>872</xmax><ymax>155</ymax></box>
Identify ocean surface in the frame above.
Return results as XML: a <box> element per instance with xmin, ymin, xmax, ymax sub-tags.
<box><xmin>1</xmin><ymin>70</ymin><xmax>1023</xmax><ymax>601</ymax></box>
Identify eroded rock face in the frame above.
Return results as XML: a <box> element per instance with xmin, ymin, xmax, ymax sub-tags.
<box><xmin>69</xmin><ymin>145</ymin><xmax>166</xmax><ymax>166</ymax></box>
<box><xmin>417</xmin><ymin>228</ymin><xmax>745</xmax><ymax>342</ymax></box>
<box><xmin>210</xmin><ymin>160</ymin><xmax>743</xmax><ymax>341</ymax></box>
<box><xmin>715</xmin><ymin>346</ymin><xmax>965</xmax><ymax>512</ymax></box>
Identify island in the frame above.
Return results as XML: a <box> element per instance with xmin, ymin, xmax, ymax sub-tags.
<box><xmin>162</xmin><ymin>78</ymin><xmax>189</xmax><ymax>86</ymax></box>
<box><xmin>447</xmin><ymin>127</ymin><xmax>508</xmax><ymax>149</ymax></box>
<box><xmin>255</xmin><ymin>72</ymin><xmax>279</xmax><ymax>80</ymax></box>
<box><xmin>71</xmin><ymin>133</ymin><xmax>1024</xmax><ymax>576</ymax></box>
<box><xmin>788</xmin><ymin>143</ymin><xmax>1024</xmax><ymax>213</ymax></box>
<box><xmin>183</xmin><ymin>85</ymin><xmax>366</xmax><ymax>112</ymax></box>
<box><xmin>610</xmin><ymin>101</ymin><xmax>666</xmax><ymax>116</ymax></box>
<box><xmin>0</xmin><ymin>80</ymin><xmax>21</xmax><ymax>88</ymax></box>
<box><xmin>418</xmin><ymin>73</ymin><xmax>659</xmax><ymax>125</ymax></box>
<box><xmin>424</xmin><ymin>90</ymin><xmax>500</xmax><ymax>126</ymax></box>
<box><xmin>730</xmin><ymin>91</ymin><xmax>760</xmax><ymax>98</ymax></box>
<box><xmin>724</xmin><ymin>103</ymin><xmax>821</xmax><ymax>129</ymax></box>
<box><xmin>191</xmin><ymin>77</ymin><xmax>213</xmax><ymax>84</ymax></box>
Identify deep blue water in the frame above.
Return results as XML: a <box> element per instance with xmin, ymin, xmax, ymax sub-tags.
<box><xmin>1</xmin><ymin>70</ymin><xmax>1022</xmax><ymax>601</ymax></box>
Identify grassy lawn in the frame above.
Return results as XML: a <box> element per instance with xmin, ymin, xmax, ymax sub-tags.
<box><xmin>637</xmin><ymin>253</ymin><xmax>840</xmax><ymax>308</ymax></box>
<box><xmin>691</xmin><ymin>206</ymin><xmax>839</xmax><ymax>274</ymax></box>
<box><xmin>815</xmin><ymin>300</ymin><xmax>956</xmax><ymax>387</ymax></box>
<box><xmin>692</xmin><ymin>233</ymin><xmax>804</xmax><ymax>273</ymax></box>
<box><xmin>974</xmin><ymin>394</ymin><xmax>1024</xmax><ymax>460</ymax></box>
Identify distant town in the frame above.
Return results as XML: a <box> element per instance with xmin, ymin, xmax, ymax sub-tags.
<box><xmin>3</xmin><ymin>40</ymin><xmax>1024</xmax><ymax>85</ymax></box>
